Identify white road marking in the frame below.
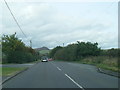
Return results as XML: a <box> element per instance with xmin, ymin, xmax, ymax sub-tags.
<box><xmin>57</xmin><ymin>67</ymin><xmax>62</xmax><ymax>71</ymax></box>
<box><xmin>50</xmin><ymin>62</ymin><xmax>56</xmax><ymax>66</ymax></box>
<box><xmin>50</xmin><ymin>62</ymin><xmax>62</xmax><ymax>71</ymax></box>
<box><xmin>65</xmin><ymin>74</ymin><xmax>84</xmax><ymax>90</ymax></box>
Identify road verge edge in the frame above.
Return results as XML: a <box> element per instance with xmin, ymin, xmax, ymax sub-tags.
<box><xmin>1</xmin><ymin>61</ymin><xmax>40</xmax><ymax>85</ymax></box>
<box><xmin>97</xmin><ymin>68</ymin><xmax>120</xmax><ymax>78</ymax></box>
<box><xmin>1</xmin><ymin>67</ymin><xmax>28</xmax><ymax>85</ymax></box>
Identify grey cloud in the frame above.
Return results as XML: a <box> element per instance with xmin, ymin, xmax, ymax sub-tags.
<box><xmin>1</xmin><ymin>2</ymin><xmax>117</xmax><ymax>49</ymax></box>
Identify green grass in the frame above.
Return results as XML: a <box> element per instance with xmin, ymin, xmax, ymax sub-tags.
<box><xmin>0</xmin><ymin>67</ymin><xmax>27</xmax><ymax>76</ymax></box>
<box><xmin>2</xmin><ymin>59</ymin><xmax>41</xmax><ymax>64</ymax></box>
<box><xmin>39</xmin><ymin>50</ymin><xmax>49</xmax><ymax>54</ymax></box>
<box><xmin>0</xmin><ymin>46</ymin><xmax>2</xmax><ymax>62</ymax></box>
<box><xmin>77</xmin><ymin>56</ymin><xmax>119</xmax><ymax>72</ymax></box>
<box><xmin>24</xmin><ymin>59</ymin><xmax>41</xmax><ymax>64</ymax></box>
<box><xmin>96</xmin><ymin>64</ymin><xmax>119</xmax><ymax>72</ymax></box>
<box><xmin>55</xmin><ymin>56</ymin><xmax>119</xmax><ymax>72</ymax></box>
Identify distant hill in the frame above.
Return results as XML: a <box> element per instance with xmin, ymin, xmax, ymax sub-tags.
<box><xmin>39</xmin><ymin>50</ymin><xmax>49</xmax><ymax>55</ymax></box>
<box><xmin>35</xmin><ymin>47</ymin><xmax>49</xmax><ymax>51</ymax></box>
<box><xmin>34</xmin><ymin>47</ymin><xmax>50</xmax><ymax>55</ymax></box>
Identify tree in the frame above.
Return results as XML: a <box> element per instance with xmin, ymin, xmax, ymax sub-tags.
<box><xmin>49</xmin><ymin>46</ymin><xmax>63</xmax><ymax>58</ymax></box>
<box><xmin>2</xmin><ymin>33</ymin><xmax>25</xmax><ymax>55</ymax></box>
<box><xmin>54</xmin><ymin>44</ymin><xmax>77</xmax><ymax>61</ymax></box>
<box><xmin>2</xmin><ymin>33</ymin><xmax>37</xmax><ymax>63</ymax></box>
<box><xmin>51</xmin><ymin>41</ymin><xmax>101</xmax><ymax>61</ymax></box>
<box><xmin>76</xmin><ymin>41</ymin><xmax>101</xmax><ymax>59</ymax></box>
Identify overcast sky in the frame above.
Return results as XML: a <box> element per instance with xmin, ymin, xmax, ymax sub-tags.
<box><xmin>1</xmin><ymin>0</ymin><xmax>118</xmax><ymax>49</ymax></box>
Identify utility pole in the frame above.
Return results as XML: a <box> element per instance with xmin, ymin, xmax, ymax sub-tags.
<box><xmin>63</xmin><ymin>43</ymin><xmax>64</xmax><ymax>47</ymax></box>
<box><xmin>30</xmin><ymin>40</ymin><xmax>32</xmax><ymax>48</ymax></box>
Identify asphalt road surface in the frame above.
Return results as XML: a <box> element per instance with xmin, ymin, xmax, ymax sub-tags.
<box><xmin>2</xmin><ymin>61</ymin><xmax>118</xmax><ymax>88</ymax></box>
<box><xmin>1</xmin><ymin>64</ymin><xmax>34</xmax><ymax>82</ymax></box>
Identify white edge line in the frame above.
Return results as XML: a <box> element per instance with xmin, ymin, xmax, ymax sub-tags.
<box><xmin>57</xmin><ymin>67</ymin><xmax>62</xmax><ymax>71</ymax></box>
<box><xmin>65</xmin><ymin>74</ymin><xmax>84</xmax><ymax>90</ymax></box>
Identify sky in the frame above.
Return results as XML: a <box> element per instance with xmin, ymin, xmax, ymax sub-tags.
<box><xmin>1</xmin><ymin>0</ymin><xmax>118</xmax><ymax>49</ymax></box>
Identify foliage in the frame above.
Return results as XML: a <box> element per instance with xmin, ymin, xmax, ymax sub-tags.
<box><xmin>50</xmin><ymin>41</ymin><xmax>101</xmax><ymax>61</ymax></box>
<box><xmin>49</xmin><ymin>46</ymin><xmax>63</xmax><ymax>58</ymax></box>
<box><xmin>80</xmin><ymin>56</ymin><xmax>119</xmax><ymax>72</ymax></box>
<box><xmin>76</xmin><ymin>41</ymin><xmax>101</xmax><ymax>59</ymax></box>
<box><xmin>49</xmin><ymin>41</ymin><xmax>119</xmax><ymax>72</ymax></box>
<box><xmin>2</xmin><ymin>33</ymin><xmax>38</xmax><ymax>63</ymax></box>
<box><xmin>54</xmin><ymin>44</ymin><xmax>77</xmax><ymax>61</ymax></box>
<box><xmin>100</xmin><ymin>48</ymin><xmax>120</xmax><ymax>57</ymax></box>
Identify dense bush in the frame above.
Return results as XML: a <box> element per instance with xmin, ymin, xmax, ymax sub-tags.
<box><xmin>50</xmin><ymin>41</ymin><xmax>119</xmax><ymax>62</ymax></box>
<box><xmin>50</xmin><ymin>41</ymin><xmax>101</xmax><ymax>61</ymax></box>
<box><xmin>49</xmin><ymin>46</ymin><xmax>63</xmax><ymax>58</ymax></box>
<box><xmin>54</xmin><ymin>44</ymin><xmax>77</xmax><ymax>61</ymax></box>
<box><xmin>49</xmin><ymin>41</ymin><xmax>119</xmax><ymax>72</ymax></box>
<box><xmin>2</xmin><ymin>33</ymin><xmax>39</xmax><ymax>63</ymax></box>
<box><xmin>100</xmin><ymin>48</ymin><xmax>120</xmax><ymax>57</ymax></box>
<box><xmin>76</xmin><ymin>42</ymin><xmax>101</xmax><ymax>59</ymax></box>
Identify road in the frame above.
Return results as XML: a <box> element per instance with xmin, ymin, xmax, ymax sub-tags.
<box><xmin>1</xmin><ymin>64</ymin><xmax>34</xmax><ymax>82</ymax></box>
<box><xmin>2</xmin><ymin>61</ymin><xmax>118</xmax><ymax>88</ymax></box>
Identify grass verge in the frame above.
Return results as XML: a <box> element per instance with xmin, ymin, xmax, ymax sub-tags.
<box><xmin>25</xmin><ymin>59</ymin><xmax>41</xmax><ymax>64</ymax></box>
<box><xmin>0</xmin><ymin>67</ymin><xmax>27</xmax><ymax>76</ymax></box>
<box><xmin>55</xmin><ymin>56</ymin><xmax>119</xmax><ymax>72</ymax></box>
<box><xmin>76</xmin><ymin>56</ymin><xmax>119</xmax><ymax>72</ymax></box>
<box><xmin>2</xmin><ymin>59</ymin><xmax>41</xmax><ymax>64</ymax></box>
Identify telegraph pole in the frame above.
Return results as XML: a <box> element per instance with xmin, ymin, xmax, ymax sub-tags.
<box><xmin>63</xmin><ymin>43</ymin><xmax>64</xmax><ymax>47</ymax></box>
<box><xmin>30</xmin><ymin>40</ymin><xmax>32</xmax><ymax>48</ymax></box>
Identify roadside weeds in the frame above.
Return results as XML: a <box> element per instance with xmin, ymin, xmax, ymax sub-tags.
<box><xmin>55</xmin><ymin>60</ymin><xmax>120</xmax><ymax>78</ymax></box>
<box><xmin>1</xmin><ymin>67</ymin><xmax>29</xmax><ymax>85</ymax></box>
<box><xmin>1</xmin><ymin>60</ymin><xmax>41</xmax><ymax>85</ymax></box>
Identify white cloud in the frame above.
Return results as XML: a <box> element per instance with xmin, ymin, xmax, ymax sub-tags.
<box><xmin>1</xmin><ymin>0</ymin><xmax>119</xmax><ymax>3</ymax></box>
<box><xmin>1</xmin><ymin>2</ymin><xmax>118</xmax><ymax>49</ymax></box>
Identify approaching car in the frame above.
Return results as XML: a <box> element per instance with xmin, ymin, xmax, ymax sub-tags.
<box><xmin>41</xmin><ymin>59</ymin><xmax>48</xmax><ymax>62</ymax></box>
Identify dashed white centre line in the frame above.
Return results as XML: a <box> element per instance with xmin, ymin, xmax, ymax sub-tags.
<box><xmin>65</xmin><ymin>74</ymin><xmax>84</xmax><ymax>90</ymax></box>
<box><xmin>57</xmin><ymin>67</ymin><xmax>62</xmax><ymax>71</ymax></box>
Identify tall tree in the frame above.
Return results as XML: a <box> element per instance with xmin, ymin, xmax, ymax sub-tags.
<box><xmin>2</xmin><ymin>33</ymin><xmax>37</xmax><ymax>63</ymax></box>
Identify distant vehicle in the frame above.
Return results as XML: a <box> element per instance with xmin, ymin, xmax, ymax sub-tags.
<box><xmin>41</xmin><ymin>59</ymin><xmax>48</xmax><ymax>62</ymax></box>
<box><xmin>48</xmin><ymin>58</ymin><xmax>53</xmax><ymax>61</ymax></box>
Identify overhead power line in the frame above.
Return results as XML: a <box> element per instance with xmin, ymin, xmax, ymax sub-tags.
<box><xmin>4</xmin><ymin>0</ymin><xmax>27</xmax><ymax>38</ymax></box>
<box><xmin>4</xmin><ymin>0</ymin><xmax>32</xmax><ymax>47</ymax></box>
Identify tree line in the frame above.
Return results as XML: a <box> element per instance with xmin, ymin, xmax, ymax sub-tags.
<box><xmin>2</xmin><ymin>33</ymin><xmax>39</xmax><ymax>64</ymax></box>
<box><xmin>49</xmin><ymin>41</ymin><xmax>119</xmax><ymax>61</ymax></box>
